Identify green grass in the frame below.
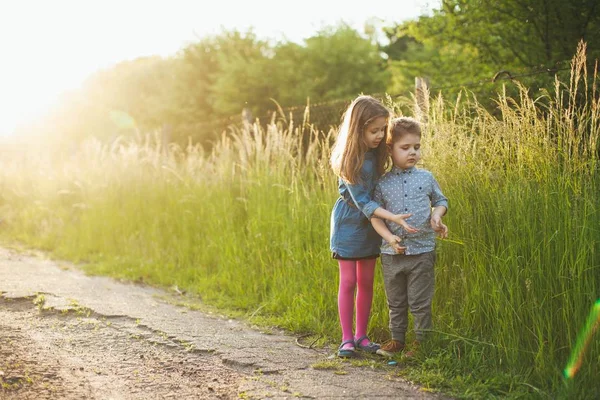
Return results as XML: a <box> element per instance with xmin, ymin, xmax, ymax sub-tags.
<box><xmin>1</xmin><ymin>46</ymin><xmax>599</xmax><ymax>398</ymax></box>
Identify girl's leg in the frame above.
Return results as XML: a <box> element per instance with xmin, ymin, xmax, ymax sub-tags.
<box><xmin>355</xmin><ymin>258</ymin><xmax>376</xmax><ymax>345</ymax></box>
<box><xmin>338</xmin><ymin>260</ymin><xmax>357</xmax><ymax>349</ymax></box>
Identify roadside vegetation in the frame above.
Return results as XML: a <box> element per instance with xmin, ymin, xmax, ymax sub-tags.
<box><xmin>1</xmin><ymin>44</ymin><xmax>598</xmax><ymax>398</ymax></box>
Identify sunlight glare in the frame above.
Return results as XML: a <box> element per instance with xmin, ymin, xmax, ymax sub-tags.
<box><xmin>0</xmin><ymin>3</ymin><xmax>89</xmax><ymax>137</ymax></box>
<box><xmin>0</xmin><ymin>0</ymin><xmax>431</xmax><ymax>137</ymax></box>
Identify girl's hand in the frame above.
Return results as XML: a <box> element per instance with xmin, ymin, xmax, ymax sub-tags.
<box><xmin>391</xmin><ymin>213</ymin><xmax>419</xmax><ymax>233</ymax></box>
<box><xmin>386</xmin><ymin>235</ymin><xmax>406</xmax><ymax>254</ymax></box>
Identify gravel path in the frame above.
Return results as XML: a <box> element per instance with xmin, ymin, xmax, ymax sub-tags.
<box><xmin>0</xmin><ymin>247</ymin><xmax>450</xmax><ymax>399</ymax></box>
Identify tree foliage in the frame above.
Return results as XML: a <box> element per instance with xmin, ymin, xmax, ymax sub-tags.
<box><xmin>382</xmin><ymin>0</ymin><xmax>600</xmax><ymax>105</ymax></box>
<box><xmin>429</xmin><ymin>0</ymin><xmax>600</xmax><ymax>67</ymax></box>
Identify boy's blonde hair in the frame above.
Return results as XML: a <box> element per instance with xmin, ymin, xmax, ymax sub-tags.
<box><xmin>330</xmin><ymin>95</ymin><xmax>390</xmax><ymax>184</ymax></box>
<box><xmin>386</xmin><ymin>116</ymin><xmax>421</xmax><ymax>145</ymax></box>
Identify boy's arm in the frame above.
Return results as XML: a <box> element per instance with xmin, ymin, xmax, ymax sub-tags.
<box><xmin>430</xmin><ymin>175</ymin><xmax>449</xmax><ymax>238</ymax></box>
<box><xmin>430</xmin><ymin>176</ymin><xmax>448</xmax><ymax>213</ymax></box>
<box><xmin>431</xmin><ymin>205</ymin><xmax>448</xmax><ymax>238</ymax></box>
<box><xmin>432</xmin><ymin>205</ymin><xmax>447</xmax><ymax>219</ymax></box>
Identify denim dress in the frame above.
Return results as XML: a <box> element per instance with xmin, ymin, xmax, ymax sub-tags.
<box><xmin>330</xmin><ymin>150</ymin><xmax>382</xmax><ymax>259</ymax></box>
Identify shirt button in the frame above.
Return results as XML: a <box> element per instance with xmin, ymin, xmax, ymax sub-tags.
<box><xmin>404</xmin><ymin>180</ymin><xmax>406</xmax><ymax>183</ymax></box>
<box><xmin>405</xmin><ymin>194</ymin><xmax>407</xmax><ymax>197</ymax></box>
<box><xmin>405</xmin><ymin>208</ymin><xmax>408</xmax><ymax>211</ymax></box>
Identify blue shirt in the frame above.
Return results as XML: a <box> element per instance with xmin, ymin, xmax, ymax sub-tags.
<box><xmin>330</xmin><ymin>150</ymin><xmax>382</xmax><ymax>258</ymax></box>
<box><xmin>373</xmin><ymin>166</ymin><xmax>448</xmax><ymax>255</ymax></box>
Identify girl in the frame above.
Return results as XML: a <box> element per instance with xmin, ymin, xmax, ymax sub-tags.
<box><xmin>330</xmin><ymin>95</ymin><xmax>416</xmax><ymax>358</ymax></box>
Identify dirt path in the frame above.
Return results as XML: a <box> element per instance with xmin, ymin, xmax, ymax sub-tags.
<box><xmin>0</xmin><ymin>247</ymin><xmax>449</xmax><ymax>399</ymax></box>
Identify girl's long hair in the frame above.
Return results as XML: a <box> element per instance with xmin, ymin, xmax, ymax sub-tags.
<box><xmin>330</xmin><ymin>95</ymin><xmax>390</xmax><ymax>184</ymax></box>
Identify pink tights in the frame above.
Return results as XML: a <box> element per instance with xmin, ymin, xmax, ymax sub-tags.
<box><xmin>337</xmin><ymin>258</ymin><xmax>376</xmax><ymax>348</ymax></box>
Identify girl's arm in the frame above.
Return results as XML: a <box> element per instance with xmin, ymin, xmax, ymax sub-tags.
<box><xmin>371</xmin><ymin>183</ymin><xmax>418</xmax><ymax>233</ymax></box>
<box><xmin>372</xmin><ymin>207</ymin><xmax>418</xmax><ymax>233</ymax></box>
<box><xmin>344</xmin><ymin>181</ymin><xmax>380</xmax><ymax>219</ymax></box>
<box><xmin>371</xmin><ymin>218</ymin><xmax>406</xmax><ymax>253</ymax></box>
<box><xmin>347</xmin><ymin>181</ymin><xmax>418</xmax><ymax>232</ymax></box>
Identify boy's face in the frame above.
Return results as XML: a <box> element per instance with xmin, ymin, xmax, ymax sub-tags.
<box><xmin>389</xmin><ymin>133</ymin><xmax>421</xmax><ymax>169</ymax></box>
<box><xmin>363</xmin><ymin>116</ymin><xmax>387</xmax><ymax>149</ymax></box>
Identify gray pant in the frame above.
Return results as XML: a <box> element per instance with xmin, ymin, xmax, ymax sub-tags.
<box><xmin>381</xmin><ymin>251</ymin><xmax>435</xmax><ymax>343</ymax></box>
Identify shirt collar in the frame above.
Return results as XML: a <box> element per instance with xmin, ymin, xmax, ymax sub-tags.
<box><xmin>391</xmin><ymin>165</ymin><xmax>416</xmax><ymax>174</ymax></box>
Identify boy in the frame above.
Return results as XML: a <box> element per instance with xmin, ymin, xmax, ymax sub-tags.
<box><xmin>371</xmin><ymin>116</ymin><xmax>448</xmax><ymax>357</ymax></box>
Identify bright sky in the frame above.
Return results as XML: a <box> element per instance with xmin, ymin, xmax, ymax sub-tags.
<box><xmin>0</xmin><ymin>0</ymin><xmax>435</xmax><ymax>136</ymax></box>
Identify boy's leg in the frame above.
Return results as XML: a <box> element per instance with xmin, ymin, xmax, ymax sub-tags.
<box><xmin>355</xmin><ymin>258</ymin><xmax>376</xmax><ymax>345</ymax></box>
<box><xmin>406</xmin><ymin>251</ymin><xmax>436</xmax><ymax>342</ymax></box>
<box><xmin>380</xmin><ymin>254</ymin><xmax>408</xmax><ymax>344</ymax></box>
<box><xmin>338</xmin><ymin>260</ymin><xmax>357</xmax><ymax>349</ymax></box>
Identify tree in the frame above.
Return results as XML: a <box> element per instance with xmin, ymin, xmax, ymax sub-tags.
<box><xmin>429</xmin><ymin>0</ymin><xmax>600</xmax><ymax>67</ymax></box>
<box><xmin>382</xmin><ymin>0</ymin><xmax>600</xmax><ymax>111</ymax></box>
<box><xmin>301</xmin><ymin>24</ymin><xmax>390</xmax><ymax>101</ymax></box>
<box><xmin>208</xmin><ymin>31</ymin><xmax>274</xmax><ymax>118</ymax></box>
<box><xmin>83</xmin><ymin>56</ymin><xmax>178</xmax><ymax>134</ymax></box>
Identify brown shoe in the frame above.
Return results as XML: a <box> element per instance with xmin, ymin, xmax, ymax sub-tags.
<box><xmin>376</xmin><ymin>340</ymin><xmax>405</xmax><ymax>357</ymax></box>
<box><xmin>404</xmin><ymin>341</ymin><xmax>420</xmax><ymax>358</ymax></box>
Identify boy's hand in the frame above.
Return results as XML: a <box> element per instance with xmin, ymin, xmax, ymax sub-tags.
<box><xmin>386</xmin><ymin>235</ymin><xmax>406</xmax><ymax>254</ymax></box>
<box><xmin>431</xmin><ymin>215</ymin><xmax>448</xmax><ymax>239</ymax></box>
<box><xmin>391</xmin><ymin>213</ymin><xmax>419</xmax><ymax>234</ymax></box>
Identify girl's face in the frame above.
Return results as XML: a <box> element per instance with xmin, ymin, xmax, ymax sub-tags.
<box><xmin>363</xmin><ymin>116</ymin><xmax>387</xmax><ymax>149</ymax></box>
<box><xmin>390</xmin><ymin>133</ymin><xmax>421</xmax><ymax>169</ymax></box>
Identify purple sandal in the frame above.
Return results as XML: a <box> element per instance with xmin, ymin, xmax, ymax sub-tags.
<box><xmin>355</xmin><ymin>335</ymin><xmax>380</xmax><ymax>353</ymax></box>
<box><xmin>337</xmin><ymin>339</ymin><xmax>356</xmax><ymax>358</ymax></box>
